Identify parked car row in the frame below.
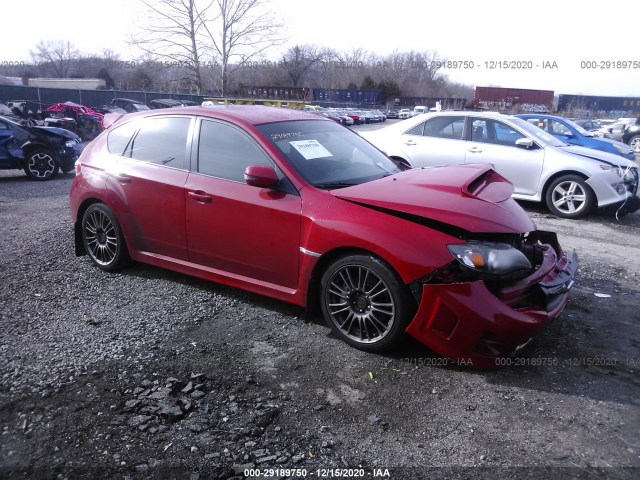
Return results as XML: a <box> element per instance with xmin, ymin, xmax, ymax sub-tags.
<box><xmin>361</xmin><ymin>111</ymin><xmax>639</xmax><ymax>219</ymax></box>
<box><xmin>0</xmin><ymin>97</ymin><xmax>203</xmax><ymax>180</ymax></box>
<box><xmin>309</xmin><ymin>108</ymin><xmax>387</xmax><ymax>125</ymax></box>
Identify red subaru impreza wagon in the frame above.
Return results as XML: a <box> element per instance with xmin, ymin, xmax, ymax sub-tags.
<box><xmin>70</xmin><ymin>105</ymin><xmax>577</xmax><ymax>367</ymax></box>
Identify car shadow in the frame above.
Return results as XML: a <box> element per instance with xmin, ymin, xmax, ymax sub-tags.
<box><xmin>117</xmin><ymin>259</ymin><xmax>639</xmax><ymax>407</ymax></box>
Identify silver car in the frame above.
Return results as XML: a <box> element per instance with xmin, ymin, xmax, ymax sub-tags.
<box><xmin>361</xmin><ymin>111</ymin><xmax>639</xmax><ymax>219</ymax></box>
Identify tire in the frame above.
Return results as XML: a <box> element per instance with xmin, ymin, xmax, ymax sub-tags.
<box><xmin>628</xmin><ymin>135</ymin><xmax>640</xmax><ymax>153</ymax></box>
<box><xmin>81</xmin><ymin>204</ymin><xmax>130</xmax><ymax>272</ymax></box>
<box><xmin>23</xmin><ymin>148</ymin><xmax>59</xmax><ymax>180</ymax></box>
<box><xmin>320</xmin><ymin>255</ymin><xmax>415</xmax><ymax>352</ymax></box>
<box><xmin>545</xmin><ymin>174</ymin><xmax>594</xmax><ymax>219</ymax></box>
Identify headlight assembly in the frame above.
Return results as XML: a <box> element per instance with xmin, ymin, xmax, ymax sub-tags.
<box><xmin>448</xmin><ymin>242</ymin><xmax>532</xmax><ymax>276</ymax></box>
<box><xmin>65</xmin><ymin>140</ymin><xmax>78</xmax><ymax>148</ymax></box>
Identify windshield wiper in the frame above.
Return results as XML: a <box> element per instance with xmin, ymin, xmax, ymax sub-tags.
<box><xmin>313</xmin><ymin>181</ymin><xmax>358</xmax><ymax>189</ymax></box>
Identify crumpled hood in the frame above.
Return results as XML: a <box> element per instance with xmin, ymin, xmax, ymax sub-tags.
<box><xmin>32</xmin><ymin>126</ymin><xmax>81</xmax><ymax>142</ymax></box>
<box><xmin>331</xmin><ymin>164</ymin><xmax>536</xmax><ymax>234</ymax></box>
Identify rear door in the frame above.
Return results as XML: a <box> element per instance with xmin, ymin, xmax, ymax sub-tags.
<box><xmin>185</xmin><ymin>118</ymin><xmax>301</xmax><ymax>288</ymax></box>
<box><xmin>104</xmin><ymin>115</ymin><xmax>193</xmax><ymax>260</ymax></box>
<box><xmin>399</xmin><ymin>115</ymin><xmax>467</xmax><ymax>167</ymax></box>
<box><xmin>465</xmin><ymin>117</ymin><xmax>544</xmax><ymax>196</ymax></box>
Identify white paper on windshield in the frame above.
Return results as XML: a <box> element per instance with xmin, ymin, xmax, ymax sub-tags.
<box><xmin>290</xmin><ymin>140</ymin><xmax>333</xmax><ymax>160</ymax></box>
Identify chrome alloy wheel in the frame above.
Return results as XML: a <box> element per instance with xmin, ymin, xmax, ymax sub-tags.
<box><xmin>325</xmin><ymin>264</ymin><xmax>395</xmax><ymax>344</ymax></box>
<box><xmin>84</xmin><ymin>208</ymin><xmax>119</xmax><ymax>266</ymax></box>
<box><xmin>550</xmin><ymin>180</ymin><xmax>588</xmax><ymax>216</ymax></box>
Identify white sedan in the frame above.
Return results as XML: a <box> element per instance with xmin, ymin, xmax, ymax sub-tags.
<box><xmin>361</xmin><ymin>111</ymin><xmax>639</xmax><ymax>218</ymax></box>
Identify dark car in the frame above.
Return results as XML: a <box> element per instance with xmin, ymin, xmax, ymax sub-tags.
<box><xmin>92</xmin><ymin>105</ymin><xmax>128</xmax><ymax>115</ymax></box>
<box><xmin>109</xmin><ymin>98</ymin><xmax>151</xmax><ymax>113</ymax></box>
<box><xmin>69</xmin><ymin>105</ymin><xmax>576</xmax><ymax>367</ymax></box>
<box><xmin>149</xmin><ymin>99</ymin><xmax>185</xmax><ymax>109</ymax></box>
<box><xmin>386</xmin><ymin>109</ymin><xmax>400</xmax><ymax>119</ymax></box>
<box><xmin>0</xmin><ymin>116</ymin><xmax>83</xmax><ymax>180</ymax></box>
<box><xmin>622</xmin><ymin>117</ymin><xmax>640</xmax><ymax>153</ymax></box>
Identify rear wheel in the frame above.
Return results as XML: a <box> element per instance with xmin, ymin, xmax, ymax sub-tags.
<box><xmin>320</xmin><ymin>255</ymin><xmax>415</xmax><ymax>352</ymax></box>
<box><xmin>628</xmin><ymin>135</ymin><xmax>640</xmax><ymax>153</ymax></box>
<box><xmin>81</xmin><ymin>204</ymin><xmax>130</xmax><ymax>272</ymax></box>
<box><xmin>23</xmin><ymin>149</ymin><xmax>59</xmax><ymax>180</ymax></box>
<box><xmin>545</xmin><ymin>174</ymin><xmax>594</xmax><ymax>219</ymax></box>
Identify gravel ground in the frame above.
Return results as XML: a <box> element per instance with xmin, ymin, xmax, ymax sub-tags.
<box><xmin>0</xmin><ymin>164</ymin><xmax>639</xmax><ymax>480</ymax></box>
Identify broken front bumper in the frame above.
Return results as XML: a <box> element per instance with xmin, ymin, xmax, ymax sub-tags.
<box><xmin>405</xmin><ymin>245</ymin><xmax>578</xmax><ymax>368</ymax></box>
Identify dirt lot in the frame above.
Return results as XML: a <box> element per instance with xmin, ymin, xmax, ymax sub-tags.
<box><xmin>0</xmin><ymin>163</ymin><xmax>638</xmax><ymax>479</ymax></box>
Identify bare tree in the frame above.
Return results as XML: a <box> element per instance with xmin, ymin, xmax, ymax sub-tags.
<box><xmin>131</xmin><ymin>0</ymin><xmax>214</xmax><ymax>94</ymax></box>
<box><xmin>202</xmin><ymin>0</ymin><xmax>284</xmax><ymax>95</ymax></box>
<box><xmin>30</xmin><ymin>40</ymin><xmax>79</xmax><ymax>78</ymax></box>
<box><xmin>281</xmin><ymin>45</ymin><xmax>324</xmax><ymax>88</ymax></box>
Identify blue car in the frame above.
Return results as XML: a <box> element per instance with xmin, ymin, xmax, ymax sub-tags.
<box><xmin>0</xmin><ymin>115</ymin><xmax>83</xmax><ymax>180</ymax></box>
<box><xmin>516</xmin><ymin>114</ymin><xmax>635</xmax><ymax>161</ymax></box>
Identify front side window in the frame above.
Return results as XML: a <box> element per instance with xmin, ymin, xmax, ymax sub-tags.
<box><xmin>422</xmin><ymin>116</ymin><xmax>465</xmax><ymax>140</ymax></box>
<box><xmin>197</xmin><ymin>120</ymin><xmax>273</xmax><ymax>182</ymax></box>
<box><xmin>493</xmin><ymin>121</ymin><xmax>525</xmax><ymax>146</ymax></box>
<box><xmin>549</xmin><ymin>120</ymin><xmax>572</xmax><ymax>136</ymax></box>
<box><xmin>126</xmin><ymin>116</ymin><xmax>191</xmax><ymax>169</ymax></box>
<box><xmin>470</xmin><ymin>118</ymin><xmax>525</xmax><ymax>147</ymax></box>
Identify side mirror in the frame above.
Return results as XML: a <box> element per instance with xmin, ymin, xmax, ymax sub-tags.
<box><xmin>244</xmin><ymin>165</ymin><xmax>278</xmax><ymax>188</ymax></box>
<box><xmin>607</xmin><ymin>127</ymin><xmax>613</xmax><ymax>133</ymax></box>
<box><xmin>515</xmin><ymin>138</ymin><xmax>534</xmax><ymax>149</ymax></box>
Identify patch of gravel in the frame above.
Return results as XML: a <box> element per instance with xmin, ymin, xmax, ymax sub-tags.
<box><xmin>0</xmin><ymin>171</ymin><xmax>638</xmax><ymax>479</ymax></box>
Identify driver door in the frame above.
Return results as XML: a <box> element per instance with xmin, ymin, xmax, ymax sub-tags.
<box><xmin>185</xmin><ymin>119</ymin><xmax>301</xmax><ymax>289</ymax></box>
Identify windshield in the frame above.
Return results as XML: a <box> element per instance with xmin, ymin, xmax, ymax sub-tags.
<box><xmin>257</xmin><ymin>120</ymin><xmax>401</xmax><ymax>188</ymax></box>
<box><xmin>508</xmin><ymin>117</ymin><xmax>568</xmax><ymax>147</ymax></box>
<box><xmin>564</xmin><ymin>118</ymin><xmax>591</xmax><ymax>136</ymax></box>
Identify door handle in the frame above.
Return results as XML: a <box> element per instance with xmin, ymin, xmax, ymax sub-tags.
<box><xmin>467</xmin><ymin>147</ymin><xmax>482</xmax><ymax>153</ymax></box>
<box><xmin>114</xmin><ymin>173</ymin><xmax>131</xmax><ymax>183</ymax></box>
<box><xmin>188</xmin><ymin>191</ymin><xmax>212</xmax><ymax>203</ymax></box>
<box><xmin>404</xmin><ymin>139</ymin><xmax>417</xmax><ymax>146</ymax></box>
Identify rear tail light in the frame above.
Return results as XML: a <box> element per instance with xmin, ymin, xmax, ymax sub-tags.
<box><xmin>75</xmin><ymin>161</ymin><xmax>81</xmax><ymax>175</ymax></box>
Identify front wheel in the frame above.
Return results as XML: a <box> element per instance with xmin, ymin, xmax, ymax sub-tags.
<box><xmin>545</xmin><ymin>175</ymin><xmax>594</xmax><ymax>219</ymax></box>
<box><xmin>23</xmin><ymin>149</ymin><xmax>59</xmax><ymax>180</ymax></box>
<box><xmin>81</xmin><ymin>204</ymin><xmax>130</xmax><ymax>272</ymax></box>
<box><xmin>320</xmin><ymin>255</ymin><xmax>415</xmax><ymax>352</ymax></box>
<box><xmin>628</xmin><ymin>135</ymin><xmax>640</xmax><ymax>153</ymax></box>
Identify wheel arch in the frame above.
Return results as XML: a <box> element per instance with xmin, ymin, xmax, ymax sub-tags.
<box><xmin>74</xmin><ymin>198</ymin><xmax>123</xmax><ymax>257</ymax></box>
<box><xmin>305</xmin><ymin>246</ymin><xmax>408</xmax><ymax>317</ymax></box>
<box><xmin>541</xmin><ymin>170</ymin><xmax>590</xmax><ymax>201</ymax></box>
<box><xmin>22</xmin><ymin>142</ymin><xmax>58</xmax><ymax>162</ymax></box>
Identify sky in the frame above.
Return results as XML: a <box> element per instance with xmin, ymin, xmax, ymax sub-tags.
<box><xmin>1</xmin><ymin>0</ymin><xmax>640</xmax><ymax>97</ymax></box>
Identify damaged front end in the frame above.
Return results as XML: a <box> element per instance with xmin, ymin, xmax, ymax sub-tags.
<box><xmin>405</xmin><ymin>230</ymin><xmax>577</xmax><ymax>368</ymax></box>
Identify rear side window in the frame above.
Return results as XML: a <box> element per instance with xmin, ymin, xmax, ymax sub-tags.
<box><xmin>127</xmin><ymin>117</ymin><xmax>192</xmax><ymax>169</ymax></box>
<box><xmin>107</xmin><ymin>121</ymin><xmax>139</xmax><ymax>155</ymax></box>
<box><xmin>423</xmin><ymin>116</ymin><xmax>465</xmax><ymax>140</ymax></box>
